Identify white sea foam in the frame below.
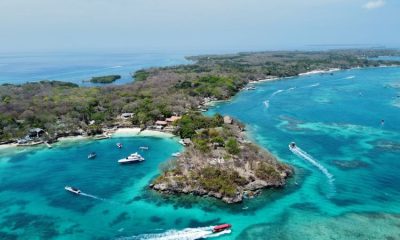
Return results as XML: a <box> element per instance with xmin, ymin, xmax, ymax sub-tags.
<box><xmin>116</xmin><ymin>226</ymin><xmax>230</xmax><ymax>240</ymax></box>
<box><xmin>289</xmin><ymin>145</ymin><xmax>336</xmax><ymax>196</ymax></box>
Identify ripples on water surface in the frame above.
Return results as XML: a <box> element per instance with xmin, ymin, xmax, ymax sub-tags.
<box><xmin>1</xmin><ymin>67</ymin><xmax>400</xmax><ymax>239</ymax></box>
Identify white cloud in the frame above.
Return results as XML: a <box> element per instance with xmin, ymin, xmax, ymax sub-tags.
<box><xmin>363</xmin><ymin>0</ymin><xmax>386</xmax><ymax>10</ymax></box>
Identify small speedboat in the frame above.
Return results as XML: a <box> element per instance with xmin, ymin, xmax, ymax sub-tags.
<box><xmin>172</xmin><ymin>152</ymin><xmax>181</xmax><ymax>157</ymax></box>
<box><xmin>65</xmin><ymin>186</ymin><xmax>81</xmax><ymax>195</ymax></box>
<box><xmin>212</xmin><ymin>224</ymin><xmax>232</xmax><ymax>233</ymax></box>
<box><xmin>139</xmin><ymin>146</ymin><xmax>149</xmax><ymax>150</ymax></box>
<box><xmin>244</xmin><ymin>86</ymin><xmax>256</xmax><ymax>90</ymax></box>
<box><xmin>88</xmin><ymin>152</ymin><xmax>96</xmax><ymax>159</ymax></box>
<box><xmin>289</xmin><ymin>142</ymin><xmax>296</xmax><ymax>149</ymax></box>
<box><xmin>118</xmin><ymin>152</ymin><xmax>145</xmax><ymax>164</ymax></box>
<box><xmin>179</xmin><ymin>140</ymin><xmax>186</xmax><ymax>146</ymax></box>
<box><xmin>117</xmin><ymin>143</ymin><xmax>123</xmax><ymax>149</ymax></box>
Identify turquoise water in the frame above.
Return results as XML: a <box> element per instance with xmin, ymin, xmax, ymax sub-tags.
<box><xmin>1</xmin><ymin>67</ymin><xmax>400</xmax><ymax>239</ymax></box>
<box><xmin>0</xmin><ymin>53</ymin><xmax>189</xmax><ymax>86</ymax></box>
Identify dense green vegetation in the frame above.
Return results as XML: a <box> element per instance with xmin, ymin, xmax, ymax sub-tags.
<box><xmin>1</xmin><ymin>49</ymin><xmax>400</xmax><ymax>142</ymax></box>
<box><xmin>194</xmin><ymin>167</ymin><xmax>247</xmax><ymax>197</ymax></box>
<box><xmin>133</xmin><ymin>70</ymin><xmax>150</xmax><ymax>81</ymax></box>
<box><xmin>175</xmin><ymin>113</ymin><xmax>224</xmax><ymax>139</ymax></box>
<box><xmin>90</xmin><ymin>75</ymin><xmax>121</xmax><ymax>83</ymax></box>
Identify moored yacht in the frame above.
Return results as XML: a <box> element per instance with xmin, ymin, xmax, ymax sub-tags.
<box><xmin>172</xmin><ymin>152</ymin><xmax>181</xmax><ymax>157</ymax></box>
<box><xmin>116</xmin><ymin>143</ymin><xmax>123</xmax><ymax>149</ymax></box>
<box><xmin>65</xmin><ymin>186</ymin><xmax>81</xmax><ymax>194</ymax></box>
<box><xmin>118</xmin><ymin>152</ymin><xmax>145</xmax><ymax>164</ymax></box>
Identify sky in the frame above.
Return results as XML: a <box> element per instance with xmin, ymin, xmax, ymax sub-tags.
<box><xmin>0</xmin><ymin>0</ymin><xmax>399</xmax><ymax>53</ymax></box>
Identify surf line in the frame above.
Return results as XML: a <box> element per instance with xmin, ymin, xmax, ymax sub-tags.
<box><xmin>289</xmin><ymin>143</ymin><xmax>336</xmax><ymax>196</ymax></box>
<box><xmin>116</xmin><ymin>226</ymin><xmax>231</xmax><ymax>240</ymax></box>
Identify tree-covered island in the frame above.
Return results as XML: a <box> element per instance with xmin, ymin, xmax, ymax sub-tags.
<box><xmin>1</xmin><ymin>49</ymin><xmax>400</xmax><ymax>202</ymax></box>
<box><xmin>89</xmin><ymin>74</ymin><xmax>121</xmax><ymax>84</ymax></box>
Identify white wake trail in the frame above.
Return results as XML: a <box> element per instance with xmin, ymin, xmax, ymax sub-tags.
<box><xmin>79</xmin><ymin>192</ymin><xmax>120</xmax><ymax>204</ymax></box>
<box><xmin>264</xmin><ymin>88</ymin><xmax>292</xmax><ymax>109</ymax></box>
<box><xmin>116</xmin><ymin>226</ymin><xmax>230</xmax><ymax>240</ymax></box>
<box><xmin>271</xmin><ymin>89</ymin><xmax>284</xmax><ymax>97</ymax></box>
<box><xmin>289</xmin><ymin>145</ymin><xmax>336</xmax><ymax>196</ymax></box>
<box><xmin>305</xmin><ymin>83</ymin><xmax>320</xmax><ymax>88</ymax></box>
<box><xmin>263</xmin><ymin>100</ymin><xmax>270</xmax><ymax>109</ymax></box>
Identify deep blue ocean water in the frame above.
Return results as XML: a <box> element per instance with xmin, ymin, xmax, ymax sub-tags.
<box><xmin>0</xmin><ymin>66</ymin><xmax>400</xmax><ymax>239</ymax></box>
<box><xmin>0</xmin><ymin>53</ymin><xmax>189</xmax><ymax>86</ymax></box>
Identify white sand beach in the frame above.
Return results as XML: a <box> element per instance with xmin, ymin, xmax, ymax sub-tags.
<box><xmin>299</xmin><ymin>68</ymin><xmax>340</xmax><ymax>76</ymax></box>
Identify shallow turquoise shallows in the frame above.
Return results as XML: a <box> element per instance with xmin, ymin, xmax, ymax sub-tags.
<box><xmin>1</xmin><ymin>66</ymin><xmax>400</xmax><ymax>240</ymax></box>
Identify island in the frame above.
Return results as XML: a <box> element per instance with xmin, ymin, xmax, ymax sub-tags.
<box><xmin>89</xmin><ymin>75</ymin><xmax>121</xmax><ymax>84</ymax></box>
<box><xmin>1</xmin><ymin>49</ymin><xmax>400</xmax><ymax>202</ymax></box>
<box><xmin>151</xmin><ymin>113</ymin><xmax>293</xmax><ymax>203</ymax></box>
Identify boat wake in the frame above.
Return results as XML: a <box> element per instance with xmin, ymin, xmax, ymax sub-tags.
<box><xmin>264</xmin><ymin>87</ymin><xmax>296</xmax><ymax>109</ymax></box>
<box><xmin>271</xmin><ymin>89</ymin><xmax>285</xmax><ymax>97</ymax></box>
<box><xmin>289</xmin><ymin>145</ymin><xmax>336</xmax><ymax>196</ymax></box>
<box><xmin>79</xmin><ymin>192</ymin><xmax>119</xmax><ymax>204</ymax></box>
<box><xmin>116</xmin><ymin>226</ymin><xmax>231</xmax><ymax>240</ymax></box>
<box><xmin>304</xmin><ymin>83</ymin><xmax>320</xmax><ymax>88</ymax></box>
<box><xmin>263</xmin><ymin>100</ymin><xmax>270</xmax><ymax>109</ymax></box>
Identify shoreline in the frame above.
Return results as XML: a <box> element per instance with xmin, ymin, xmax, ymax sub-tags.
<box><xmin>0</xmin><ymin>128</ymin><xmax>178</xmax><ymax>150</ymax></box>
<box><xmin>2</xmin><ymin>64</ymin><xmax>399</xmax><ymax>151</ymax></box>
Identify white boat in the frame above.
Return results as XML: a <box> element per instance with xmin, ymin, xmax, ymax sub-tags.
<box><xmin>172</xmin><ymin>152</ymin><xmax>181</xmax><ymax>157</ymax></box>
<box><xmin>118</xmin><ymin>152</ymin><xmax>145</xmax><ymax>164</ymax></box>
<box><xmin>116</xmin><ymin>143</ymin><xmax>123</xmax><ymax>148</ymax></box>
<box><xmin>139</xmin><ymin>146</ymin><xmax>149</xmax><ymax>150</ymax></box>
<box><xmin>289</xmin><ymin>142</ymin><xmax>296</xmax><ymax>150</ymax></box>
<box><xmin>65</xmin><ymin>186</ymin><xmax>81</xmax><ymax>194</ymax></box>
<box><xmin>93</xmin><ymin>134</ymin><xmax>110</xmax><ymax>140</ymax></box>
<box><xmin>179</xmin><ymin>140</ymin><xmax>186</xmax><ymax>146</ymax></box>
<box><xmin>244</xmin><ymin>86</ymin><xmax>256</xmax><ymax>90</ymax></box>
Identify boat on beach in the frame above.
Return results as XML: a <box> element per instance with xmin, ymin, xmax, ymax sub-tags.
<box><xmin>118</xmin><ymin>152</ymin><xmax>145</xmax><ymax>164</ymax></box>
<box><xmin>64</xmin><ymin>186</ymin><xmax>81</xmax><ymax>195</ymax></box>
